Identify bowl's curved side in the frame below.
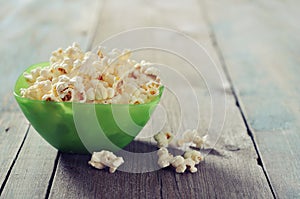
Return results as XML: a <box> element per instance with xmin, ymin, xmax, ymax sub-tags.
<box><xmin>14</xmin><ymin>63</ymin><xmax>89</xmax><ymax>153</ymax></box>
<box><xmin>15</xmin><ymin>95</ymin><xmax>90</xmax><ymax>153</ymax></box>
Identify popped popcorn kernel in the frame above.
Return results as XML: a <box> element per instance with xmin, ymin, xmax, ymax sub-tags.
<box><xmin>176</xmin><ymin>129</ymin><xmax>206</xmax><ymax>149</ymax></box>
<box><xmin>171</xmin><ymin>156</ymin><xmax>186</xmax><ymax>173</ymax></box>
<box><xmin>157</xmin><ymin>147</ymin><xmax>174</xmax><ymax>168</ymax></box>
<box><xmin>184</xmin><ymin>150</ymin><xmax>203</xmax><ymax>165</ymax></box>
<box><xmin>42</xmin><ymin>93</ymin><xmax>59</xmax><ymax>102</ymax></box>
<box><xmin>23</xmin><ymin>67</ymin><xmax>41</xmax><ymax>84</ymax></box>
<box><xmin>154</xmin><ymin>132</ymin><xmax>174</xmax><ymax>148</ymax></box>
<box><xmin>88</xmin><ymin>150</ymin><xmax>124</xmax><ymax>173</ymax></box>
<box><xmin>193</xmin><ymin>136</ymin><xmax>205</xmax><ymax>148</ymax></box>
<box><xmin>145</xmin><ymin>67</ymin><xmax>159</xmax><ymax>77</ymax></box>
<box><xmin>184</xmin><ymin>158</ymin><xmax>197</xmax><ymax>173</ymax></box>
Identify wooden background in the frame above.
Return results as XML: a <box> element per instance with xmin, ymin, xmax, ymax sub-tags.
<box><xmin>0</xmin><ymin>0</ymin><xmax>299</xmax><ymax>198</ymax></box>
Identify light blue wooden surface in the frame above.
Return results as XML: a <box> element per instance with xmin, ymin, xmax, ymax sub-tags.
<box><xmin>205</xmin><ymin>0</ymin><xmax>300</xmax><ymax>197</ymax></box>
<box><xmin>0</xmin><ymin>0</ymin><xmax>299</xmax><ymax>198</ymax></box>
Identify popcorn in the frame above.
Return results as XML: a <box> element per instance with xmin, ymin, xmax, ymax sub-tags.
<box><xmin>171</xmin><ymin>156</ymin><xmax>186</xmax><ymax>173</ymax></box>
<box><xmin>144</xmin><ymin>67</ymin><xmax>160</xmax><ymax>77</ymax></box>
<box><xmin>157</xmin><ymin>147</ymin><xmax>174</xmax><ymax>168</ymax></box>
<box><xmin>147</xmin><ymin>88</ymin><xmax>160</xmax><ymax>98</ymax></box>
<box><xmin>170</xmin><ymin>155</ymin><xmax>199</xmax><ymax>173</ymax></box>
<box><xmin>20</xmin><ymin>43</ymin><xmax>161</xmax><ymax>104</ymax></box>
<box><xmin>184</xmin><ymin>158</ymin><xmax>198</xmax><ymax>173</ymax></box>
<box><xmin>183</xmin><ymin>150</ymin><xmax>203</xmax><ymax>165</ymax></box>
<box><xmin>42</xmin><ymin>93</ymin><xmax>59</xmax><ymax>102</ymax></box>
<box><xmin>154</xmin><ymin>130</ymin><xmax>205</xmax><ymax>174</ymax></box>
<box><xmin>21</xmin><ymin>80</ymin><xmax>52</xmax><ymax>100</ymax></box>
<box><xmin>38</xmin><ymin>68</ymin><xmax>53</xmax><ymax>82</ymax></box>
<box><xmin>177</xmin><ymin>129</ymin><xmax>205</xmax><ymax>148</ymax></box>
<box><xmin>88</xmin><ymin>150</ymin><xmax>124</xmax><ymax>173</ymax></box>
<box><xmin>86</xmin><ymin>88</ymin><xmax>95</xmax><ymax>100</ymax></box>
<box><xmin>193</xmin><ymin>136</ymin><xmax>205</xmax><ymax>148</ymax></box>
<box><xmin>156</xmin><ymin>147</ymin><xmax>202</xmax><ymax>174</ymax></box>
<box><xmin>154</xmin><ymin>132</ymin><xmax>174</xmax><ymax>148</ymax></box>
<box><xmin>23</xmin><ymin>67</ymin><xmax>42</xmax><ymax>84</ymax></box>
<box><xmin>130</xmin><ymin>96</ymin><xmax>145</xmax><ymax>105</ymax></box>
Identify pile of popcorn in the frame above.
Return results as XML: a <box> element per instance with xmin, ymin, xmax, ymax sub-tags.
<box><xmin>20</xmin><ymin>43</ymin><xmax>161</xmax><ymax>104</ymax></box>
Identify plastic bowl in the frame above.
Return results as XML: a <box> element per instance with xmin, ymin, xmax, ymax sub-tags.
<box><xmin>14</xmin><ymin>62</ymin><xmax>163</xmax><ymax>154</ymax></box>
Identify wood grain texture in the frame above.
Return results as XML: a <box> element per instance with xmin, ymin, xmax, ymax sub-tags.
<box><xmin>50</xmin><ymin>97</ymin><xmax>273</xmax><ymax>199</ymax></box>
<box><xmin>0</xmin><ymin>128</ymin><xmax>57</xmax><ymax>199</ymax></box>
<box><xmin>0</xmin><ymin>0</ymin><xmax>100</xmax><ymax>197</ymax></box>
<box><xmin>49</xmin><ymin>0</ymin><xmax>273</xmax><ymax>198</ymax></box>
<box><xmin>204</xmin><ymin>0</ymin><xmax>300</xmax><ymax>198</ymax></box>
<box><xmin>0</xmin><ymin>112</ymin><xmax>29</xmax><ymax>190</ymax></box>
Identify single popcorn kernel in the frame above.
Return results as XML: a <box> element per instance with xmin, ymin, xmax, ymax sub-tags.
<box><xmin>184</xmin><ymin>158</ymin><xmax>198</xmax><ymax>173</ymax></box>
<box><xmin>154</xmin><ymin>132</ymin><xmax>174</xmax><ymax>148</ymax></box>
<box><xmin>171</xmin><ymin>156</ymin><xmax>186</xmax><ymax>173</ymax></box>
<box><xmin>176</xmin><ymin>129</ymin><xmax>206</xmax><ymax>149</ymax></box>
<box><xmin>193</xmin><ymin>136</ymin><xmax>205</xmax><ymax>148</ymax></box>
<box><xmin>88</xmin><ymin>150</ymin><xmax>124</xmax><ymax>173</ymax></box>
<box><xmin>157</xmin><ymin>147</ymin><xmax>174</xmax><ymax>168</ymax></box>
<box><xmin>184</xmin><ymin>150</ymin><xmax>203</xmax><ymax>165</ymax></box>
<box><xmin>23</xmin><ymin>67</ymin><xmax>41</xmax><ymax>84</ymax></box>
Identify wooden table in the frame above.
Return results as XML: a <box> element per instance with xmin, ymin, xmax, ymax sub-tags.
<box><xmin>0</xmin><ymin>0</ymin><xmax>299</xmax><ymax>198</ymax></box>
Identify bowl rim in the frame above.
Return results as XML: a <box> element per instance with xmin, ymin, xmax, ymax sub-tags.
<box><xmin>14</xmin><ymin>62</ymin><xmax>164</xmax><ymax>106</ymax></box>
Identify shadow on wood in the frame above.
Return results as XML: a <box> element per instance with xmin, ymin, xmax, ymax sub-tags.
<box><xmin>49</xmin><ymin>140</ymin><xmax>271</xmax><ymax>198</ymax></box>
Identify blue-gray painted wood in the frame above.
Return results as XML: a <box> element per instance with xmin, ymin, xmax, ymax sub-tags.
<box><xmin>49</xmin><ymin>0</ymin><xmax>273</xmax><ymax>198</ymax></box>
<box><xmin>205</xmin><ymin>0</ymin><xmax>300</xmax><ymax>198</ymax></box>
<box><xmin>0</xmin><ymin>0</ymin><xmax>99</xmax><ymax>197</ymax></box>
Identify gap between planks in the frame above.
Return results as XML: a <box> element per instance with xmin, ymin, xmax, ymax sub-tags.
<box><xmin>0</xmin><ymin>125</ymin><xmax>30</xmax><ymax>196</ymax></box>
<box><xmin>48</xmin><ymin>0</ymin><xmax>274</xmax><ymax>198</ymax></box>
<box><xmin>0</xmin><ymin>0</ymin><xmax>104</xmax><ymax>198</ymax></box>
<box><xmin>43</xmin><ymin>1</ymin><xmax>105</xmax><ymax>198</ymax></box>
<box><xmin>199</xmin><ymin>0</ymin><xmax>276</xmax><ymax>198</ymax></box>
<box><xmin>45</xmin><ymin>152</ymin><xmax>60</xmax><ymax>199</ymax></box>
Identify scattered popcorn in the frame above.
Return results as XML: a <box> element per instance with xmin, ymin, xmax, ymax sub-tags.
<box><xmin>88</xmin><ymin>150</ymin><xmax>124</xmax><ymax>173</ymax></box>
<box><xmin>156</xmin><ymin>147</ymin><xmax>203</xmax><ymax>173</ymax></box>
<box><xmin>154</xmin><ymin>129</ymin><xmax>205</xmax><ymax>174</ymax></box>
<box><xmin>20</xmin><ymin>43</ymin><xmax>161</xmax><ymax>104</ymax></box>
<box><xmin>176</xmin><ymin>129</ymin><xmax>206</xmax><ymax>149</ymax></box>
<box><xmin>154</xmin><ymin>131</ymin><xmax>174</xmax><ymax>148</ymax></box>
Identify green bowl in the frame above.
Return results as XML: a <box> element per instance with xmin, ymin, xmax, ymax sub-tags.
<box><xmin>14</xmin><ymin>62</ymin><xmax>163</xmax><ymax>154</ymax></box>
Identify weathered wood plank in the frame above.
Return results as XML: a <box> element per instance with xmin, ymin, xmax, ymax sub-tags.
<box><xmin>50</xmin><ymin>92</ymin><xmax>273</xmax><ymax>199</ymax></box>
<box><xmin>0</xmin><ymin>128</ymin><xmax>57</xmax><ymax>199</ymax></box>
<box><xmin>0</xmin><ymin>0</ymin><xmax>100</xmax><ymax>197</ymax></box>
<box><xmin>49</xmin><ymin>0</ymin><xmax>273</xmax><ymax>198</ymax></box>
<box><xmin>204</xmin><ymin>0</ymin><xmax>300</xmax><ymax>198</ymax></box>
<box><xmin>0</xmin><ymin>112</ymin><xmax>29</xmax><ymax>190</ymax></box>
